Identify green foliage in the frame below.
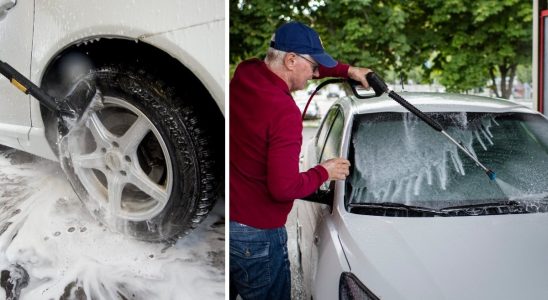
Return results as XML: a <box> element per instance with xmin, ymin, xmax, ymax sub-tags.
<box><xmin>517</xmin><ymin>64</ymin><xmax>532</xmax><ymax>84</ymax></box>
<box><xmin>408</xmin><ymin>0</ymin><xmax>532</xmax><ymax>97</ymax></box>
<box><xmin>230</xmin><ymin>0</ymin><xmax>532</xmax><ymax>98</ymax></box>
<box><xmin>229</xmin><ymin>0</ymin><xmax>312</xmax><ymax>65</ymax></box>
<box><xmin>313</xmin><ymin>0</ymin><xmax>411</xmax><ymax>77</ymax></box>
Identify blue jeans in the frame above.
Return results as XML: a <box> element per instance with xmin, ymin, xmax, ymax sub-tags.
<box><xmin>229</xmin><ymin>221</ymin><xmax>291</xmax><ymax>300</ymax></box>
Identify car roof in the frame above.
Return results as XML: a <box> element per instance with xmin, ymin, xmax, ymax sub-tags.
<box><xmin>338</xmin><ymin>92</ymin><xmax>536</xmax><ymax>115</ymax></box>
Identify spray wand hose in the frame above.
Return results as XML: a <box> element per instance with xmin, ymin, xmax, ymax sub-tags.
<box><xmin>365</xmin><ymin>72</ymin><xmax>496</xmax><ymax>181</ymax></box>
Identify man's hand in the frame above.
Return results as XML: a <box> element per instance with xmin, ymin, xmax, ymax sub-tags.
<box><xmin>321</xmin><ymin>158</ymin><xmax>351</xmax><ymax>181</ymax></box>
<box><xmin>348</xmin><ymin>66</ymin><xmax>372</xmax><ymax>89</ymax></box>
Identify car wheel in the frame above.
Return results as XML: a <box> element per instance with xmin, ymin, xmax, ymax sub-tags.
<box><xmin>59</xmin><ymin>65</ymin><xmax>218</xmax><ymax>242</ymax></box>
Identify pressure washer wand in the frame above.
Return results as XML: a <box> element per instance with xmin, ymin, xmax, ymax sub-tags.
<box><xmin>0</xmin><ymin>59</ymin><xmax>101</xmax><ymax>135</ymax></box>
<box><xmin>0</xmin><ymin>60</ymin><xmax>59</xmax><ymax>113</ymax></box>
<box><xmin>365</xmin><ymin>72</ymin><xmax>496</xmax><ymax>181</ymax></box>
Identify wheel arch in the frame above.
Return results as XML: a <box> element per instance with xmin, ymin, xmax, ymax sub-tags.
<box><xmin>39</xmin><ymin>38</ymin><xmax>224</xmax><ymax>157</ymax></box>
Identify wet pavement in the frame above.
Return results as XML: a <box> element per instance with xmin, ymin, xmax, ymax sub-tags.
<box><xmin>0</xmin><ymin>146</ymin><xmax>224</xmax><ymax>299</ymax></box>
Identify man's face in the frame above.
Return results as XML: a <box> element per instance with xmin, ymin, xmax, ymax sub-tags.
<box><xmin>288</xmin><ymin>53</ymin><xmax>319</xmax><ymax>92</ymax></box>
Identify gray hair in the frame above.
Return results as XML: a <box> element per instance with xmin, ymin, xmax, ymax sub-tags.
<box><xmin>264</xmin><ymin>47</ymin><xmax>287</xmax><ymax>67</ymax></box>
<box><xmin>265</xmin><ymin>33</ymin><xmax>287</xmax><ymax>67</ymax></box>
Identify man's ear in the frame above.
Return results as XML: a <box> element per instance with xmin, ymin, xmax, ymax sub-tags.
<box><xmin>284</xmin><ymin>52</ymin><xmax>297</xmax><ymax>71</ymax></box>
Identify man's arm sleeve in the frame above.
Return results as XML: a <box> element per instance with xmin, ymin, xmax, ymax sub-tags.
<box><xmin>318</xmin><ymin>62</ymin><xmax>350</xmax><ymax>79</ymax></box>
<box><xmin>266</xmin><ymin>109</ymin><xmax>329</xmax><ymax>202</ymax></box>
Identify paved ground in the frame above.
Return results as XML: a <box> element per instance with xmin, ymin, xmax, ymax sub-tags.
<box><xmin>0</xmin><ymin>146</ymin><xmax>224</xmax><ymax>299</ymax></box>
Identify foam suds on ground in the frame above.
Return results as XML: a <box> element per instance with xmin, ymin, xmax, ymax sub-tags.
<box><xmin>0</xmin><ymin>149</ymin><xmax>224</xmax><ymax>299</ymax></box>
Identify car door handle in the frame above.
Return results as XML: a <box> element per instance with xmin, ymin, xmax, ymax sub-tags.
<box><xmin>313</xmin><ymin>234</ymin><xmax>320</xmax><ymax>245</ymax></box>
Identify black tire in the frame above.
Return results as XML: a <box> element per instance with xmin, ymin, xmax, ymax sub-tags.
<box><xmin>62</xmin><ymin>64</ymin><xmax>219</xmax><ymax>242</ymax></box>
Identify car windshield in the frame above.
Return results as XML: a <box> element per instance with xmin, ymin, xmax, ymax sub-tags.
<box><xmin>346</xmin><ymin>111</ymin><xmax>548</xmax><ymax>214</ymax></box>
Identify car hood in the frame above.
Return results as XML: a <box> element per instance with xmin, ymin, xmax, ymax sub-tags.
<box><xmin>338</xmin><ymin>212</ymin><xmax>548</xmax><ymax>300</ymax></box>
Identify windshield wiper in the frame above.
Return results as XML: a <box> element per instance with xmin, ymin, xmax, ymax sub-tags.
<box><xmin>439</xmin><ymin>200</ymin><xmax>530</xmax><ymax>215</ymax></box>
<box><xmin>348</xmin><ymin>202</ymin><xmax>445</xmax><ymax>217</ymax></box>
<box><xmin>348</xmin><ymin>199</ymin><xmax>547</xmax><ymax>217</ymax></box>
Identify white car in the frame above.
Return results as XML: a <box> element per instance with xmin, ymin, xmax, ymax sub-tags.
<box><xmin>296</xmin><ymin>91</ymin><xmax>548</xmax><ymax>299</ymax></box>
<box><xmin>0</xmin><ymin>0</ymin><xmax>224</xmax><ymax>241</ymax></box>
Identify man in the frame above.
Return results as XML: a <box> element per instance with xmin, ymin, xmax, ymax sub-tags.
<box><xmin>230</xmin><ymin>21</ymin><xmax>371</xmax><ymax>299</ymax></box>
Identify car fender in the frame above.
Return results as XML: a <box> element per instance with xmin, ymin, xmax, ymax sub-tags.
<box><xmin>31</xmin><ymin>0</ymin><xmax>224</xmax><ymax>120</ymax></box>
<box><xmin>311</xmin><ymin>206</ymin><xmax>351</xmax><ymax>300</ymax></box>
<box><xmin>21</xmin><ymin>0</ymin><xmax>224</xmax><ymax>160</ymax></box>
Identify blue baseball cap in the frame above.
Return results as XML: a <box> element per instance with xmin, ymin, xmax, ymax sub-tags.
<box><xmin>270</xmin><ymin>22</ymin><xmax>337</xmax><ymax>68</ymax></box>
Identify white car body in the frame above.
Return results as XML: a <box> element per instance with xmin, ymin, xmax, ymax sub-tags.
<box><xmin>0</xmin><ymin>0</ymin><xmax>224</xmax><ymax>160</ymax></box>
<box><xmin>296</xmin><ymin>92</ymin><xmax>548</xmax><ymax>299</ymax></box>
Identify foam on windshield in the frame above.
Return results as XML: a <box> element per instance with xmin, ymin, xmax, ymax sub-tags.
<box><xmin>348</xmin><ymin>112</ymin><xmax>548</xmax><ymax>206</ymax></box>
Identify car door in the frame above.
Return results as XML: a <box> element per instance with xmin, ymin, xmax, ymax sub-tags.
<box><xmin>310</xmin><ymin>106</ymin><xmax>349</xmax><ymax>298</ymax></box>
<box><xmin>298</xmin><ymin>106</ymin><xmax>345</xmax><ymax>298</ymax></box>
<box><xmin>0</xmin><ymin>0</ymin><xmax>33</xmax><ymax>149</ymax></box>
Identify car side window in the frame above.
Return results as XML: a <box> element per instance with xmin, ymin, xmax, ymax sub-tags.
<box><xmin>316</xmin><ymin>107</ymin><xmax>339</xmax><ymax>161</ymax></box>
<box><xmin>315</xmin><ymin>107</ymin><xmax>340</xmax><ymax>161</ymax></box>
<box><xmin>319</xmin><ymin>108</ymin><xmax>344</xmax><ymax>162</ymax></box>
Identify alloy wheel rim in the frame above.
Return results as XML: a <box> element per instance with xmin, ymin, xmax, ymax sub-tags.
<box><xmin>67</xmin><ymin>96</ymin><xmax>173</xmax><ymax>221</ymax></box>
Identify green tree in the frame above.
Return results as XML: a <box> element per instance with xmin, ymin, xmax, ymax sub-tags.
<box><xmin>230</xmin><ymin>0</ymin><xmax>532</xmax><ymax>99</ymax></box>
<box><xmin>311</xmin><ymin>0</ymin><xmax>411</xmax><ymax>76</ymax></box>
<box><xmin>229</xmin><ymin>0</ymin><xmax>312</xmax><ymax>66</ymax></box>
<box><xmin>404</xmin><ymin>0</ymin><xmax>532</xmax><ymax>98</ymax></box>
<box><xmin>230</xmin><ymin>0</ymin><xmax>413</xmax><ymax>79</ymax></box>
<box><xmin>517</xmin><ymin>64</ymin><xmax>532</xmax><ymax>84</ymax></box>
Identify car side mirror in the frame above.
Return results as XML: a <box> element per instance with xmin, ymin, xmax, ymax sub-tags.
<box><xmin>300</xmin><ymin>181</ymin><xmax>335</xmax><ymax>206</ymax></box>
<box><xmin>0</xmin><ymin>0</ymin><xmax>16</xmax><ymax>21</ymax></box>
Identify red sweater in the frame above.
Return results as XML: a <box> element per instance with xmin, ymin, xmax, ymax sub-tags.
<box><xmin>230</xmin><ymin>58</ymin><xmax>350</xmax><ymax>228</ymax></box>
